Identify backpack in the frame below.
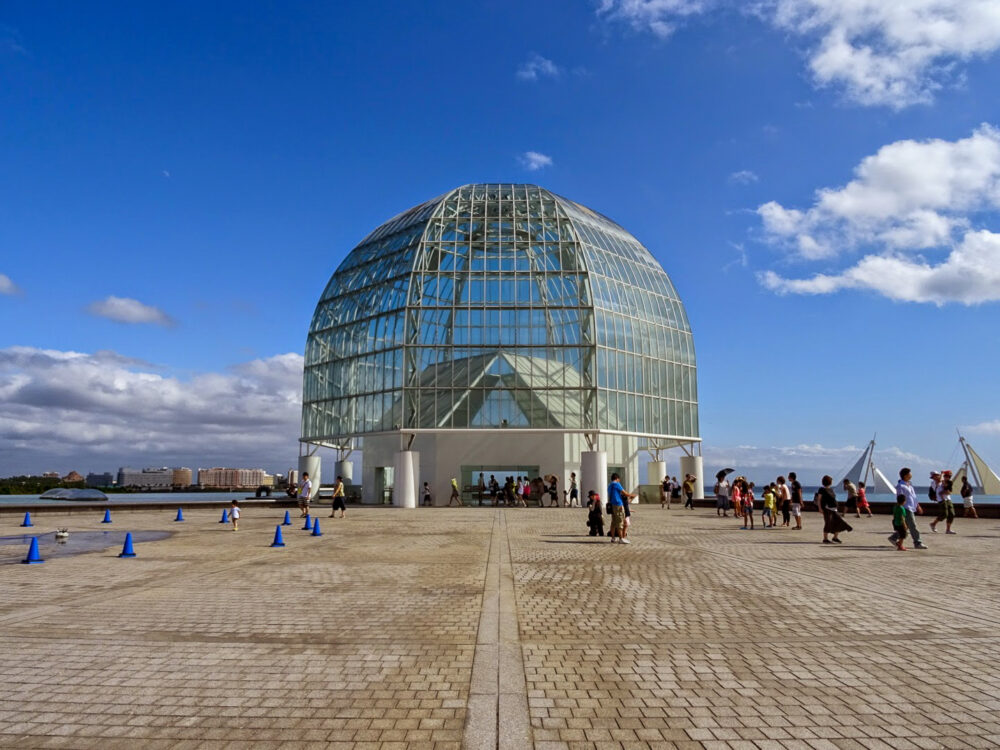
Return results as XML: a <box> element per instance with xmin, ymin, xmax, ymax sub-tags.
<box><xmin>927</xmin><ymin>485</ymin><xmax>937</xmax><ymax>501</ymax></box>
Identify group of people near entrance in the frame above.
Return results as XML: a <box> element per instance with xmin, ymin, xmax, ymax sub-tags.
<box><xmin>447</xmin><ymin>472</ymin><xmax>582</xmax><ymax>507</ymax></box>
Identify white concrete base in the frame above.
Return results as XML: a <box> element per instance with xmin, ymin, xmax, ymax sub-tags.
<box><xmin>393</xmin><ymin>450</ymin><xmax>419</xmax><ymax>508</ymax></box>
<box><xmin>581</xmin><ymin>451</ymin><xmax>608</xmax><ymax>504</ymax></box>
<box><xmin>647</xmin><ymin>460</ymin><xmax>666</xmax><ymax>485</ymax></box>
<box><xmin>335</xmin><ymin>459</ymin><xmax>354</xmax><ymax>482</ymax></box>
<box><xmin>680</xmin><ymin>455</ymin><xmax>704</xmax><ymax>500</ymax></box>
<box><xmin>298</xmin><ymin>455</ymin><xmax>321</xmax><ymax>500</ymax></box>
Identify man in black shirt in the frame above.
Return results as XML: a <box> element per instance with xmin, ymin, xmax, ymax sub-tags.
<box><xmin>789</xmin><ymin>471</ymin><xmax>804</xmax><ymax>530</ymax></box>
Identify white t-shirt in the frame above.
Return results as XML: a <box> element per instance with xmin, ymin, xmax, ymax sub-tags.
<box><xmin>230</xmin><ymin>507</ymin><xmax>240</xmax><ymax>519</ymax></box>
<box><xmin>299</xmin><ymin>479</ymin><xmax>312</xmax><ymax>499</ymax></box>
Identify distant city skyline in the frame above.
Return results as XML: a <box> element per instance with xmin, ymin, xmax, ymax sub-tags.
<box><xmin>2</xmin><ymin>2</ymin><xmax>999</xmax><ymax>485</ymax></box>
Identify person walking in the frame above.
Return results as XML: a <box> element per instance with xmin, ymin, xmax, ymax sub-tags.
<box><xmin>297</xmin><ymin>472</ymin><xmax>313</xmax><ymax>517</ymax></box>
<box><xmin>891</xmin><ymin>495</ymin><xmax>908</xmax><ymax>551</ymax></box>
<box><xmin>714</xmin><ymin>471</ymin><xmax>730</xmax><ymax>517</ymax></box>
<box><xmin>229</xmin><ymin>499</ymin><xmax>240</xmax><ymax>531</ymax></box>
<box><xmin>817</xmin><ymin>475</ymin><xmax>851</xmax><ymax>544</ymax></box>
<box><xmin>330</xmin><ymin>475</ymin><xmax>346</xmax><ymax>518</ymax></box>
<box><xmin>478</xmin><ymin>472</ymin><xmax>486</xmax><ymax>506</ymax></box>
<box><xmin>448</xmin><ymin>477</ymin><xmax>462</xmax><ymax>506</ymax></box>
<box><xmin>961</xmin><ymin>475</ymin><xmax>978</xmax><ymax>518</ymax></box>
<box><xmin>730</xmin><ymin>479</ymin><xmax>742</xmax><ymax>521</ymax></box>
<box><xmin>586</xmin><ymin>491</ymin><xmax>605</xmax><ymax>536</ymax></box>
<box><xmin>670</xmin><ymin>476</ymin><xmax>682</xmax><ymax>507</ymax></box>
<box><xmin>856</xmin><ymin>482</ymin><xmax>873</xmax><ymax>518</ymax></box>
<box><xmin>548</xmin><ymin>476</ymin><xmax>560</xmax><ymax>507</ymax></box>
<box><xmin>892</xmin><ymin>468</ymin><xmax>928</xmax><ymax>549</ymax></box>
<box><xmin>788</xmin><ymin>472</ymin><xmax>804</xmax><ymax>530</ymax></box>
<box><xmin>568</xmin><ymin>472</ymin><xmax>579</xmax><ymax>507</ymax></box>
<box><xmin>422</xmin><ymin>481</ymin><xmax>433</xmax><ymax>507</ymax></box>
<box><xmin>930</xmin><ymin>470</ymin><xmax>957</xmax><ymax>534</ymax></box>
<box><xmin>607</xmin><ymin>472</ymin><xmax>635</xmax><ymax>543</ymax></box>
<box><xmin>776</xmin><ymin>476</ymin><xmax>791</xmax><ymax>527</ymax></box>
<box><xmin>682</xmin><ymin>474</ymin><xmax>696</xmax><ymax>509</ymax></box>
<box><xmin>660</xmin><ymin>476</ymin><xmax>670</xmax><ymax>509</ymax></box>
<box><xmin>842</xmin><ymin>478</ymin><xmax>859</xmax><ymax>516</ymax></box>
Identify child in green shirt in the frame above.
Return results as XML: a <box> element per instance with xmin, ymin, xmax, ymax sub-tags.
<box><xmin>892</xmin><ymin>496</ymin><xmax>908</xmax><ymax>551</ymax></box>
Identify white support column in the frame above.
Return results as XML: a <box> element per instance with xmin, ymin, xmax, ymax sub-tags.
<box><xmin>581</xmin><ymin>451</ymin><xmax>607</xmax><ymax>502</ymax></box>
<box><xmin>680</xmin><ymin>455</ymin><xmax>704</xmax><ymax>500</ymax></box>
<box><xmin>298</xmin><ymin>455</ymin><xmax>321</xmax><ymax>499</ymax></box>
<box><xmin>393</xmin><ymin>450</ymin><xmax>419</xmax><ymax>509</ymax></box>
<box><xmin>647</xmin><ymin>460</ymin><xmax>666</xmax><ymax>485</ymax></box>
<box><xmin>335</xmin><ymin>459</ymin><xmax>354</xmax><ymax>482</ymax></box>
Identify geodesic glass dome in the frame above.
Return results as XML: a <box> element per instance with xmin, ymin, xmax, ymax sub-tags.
<box><xmin>302</xmin><ymin>184</ymin><xmax>697</xmax><ymax>445</ymax></box>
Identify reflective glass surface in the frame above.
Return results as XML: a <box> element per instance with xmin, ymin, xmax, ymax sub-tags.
<box><xmin>303</xmin><ymin>184</ymin><xmax>698</xmax><ymax>442</ymax></box>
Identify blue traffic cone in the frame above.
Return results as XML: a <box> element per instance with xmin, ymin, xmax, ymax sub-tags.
<box><xmin>22</xmin><ymin>536</ymin><xmax>44</xmax><ymax>564</ymax></box>
<box><xmin>174</xmin><ymin>507</ymin><xmax>184</xmax><ymax>522</ymax></box>
<box><xmin>302</xmin><ymin>514</ymin><xmax>312</xmax><ymax>531</ymax></box>
<box><xmin>282</xmin><ymin>510</ymin><xmax>291</xmax><ymax>526</ymax></box>
<box><xmin>101</xmin><ymin>509</ymin><xmax>112</xmax><ymax>524</ymax></box>
<box><xmin>270</xmin><ymin>524</ymin><xmax>286</xmax><ymax>547</ymax></box>
<box><xmin>311</xmin><ymin>518</ymin><xmax>323</xmax><ymax>537</ymax></box>
<box><xmin>219</xmin><ymin>508</ymin><xmax>229</xmax><ymax>523</ymax></box>
<box><xmin>118</xmin><ymin>532</ymin><xmax>137</xmax><ymax>558</ymax></box>
<box><xmin>20</xmin><ymin>512</ymin><xmax>33</xmax><ymax>528</ymax></box>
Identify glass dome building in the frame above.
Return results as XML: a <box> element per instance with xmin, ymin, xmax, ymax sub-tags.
<box><xmin>301</xmin><ymin>184</ymin><xmax>701</xmax><ymax>505</ymax></box>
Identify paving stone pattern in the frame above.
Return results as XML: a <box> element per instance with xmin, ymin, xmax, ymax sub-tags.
<box><xmin>1</xmin><ymin>505</ymin><xmax>999</xmax><ymax>748</ymax></box>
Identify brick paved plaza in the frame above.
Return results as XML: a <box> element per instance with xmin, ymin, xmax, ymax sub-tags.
<box><xmin>2</xmin><ymin>504</ymin><xmax>999</xmax><ymax>749</ymax></box>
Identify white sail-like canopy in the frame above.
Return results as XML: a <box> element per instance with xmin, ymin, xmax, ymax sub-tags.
<box><xmin>841</xmin><ymin>438</ymin><xmax>897</xmax><ymax>495</ymax></box>
<box><xmin>870</xmin><ymin>465</ymin><xmax>897</xmax><ymax>495</ymax></box>
<box><xmin>963</xmin><ymin>439</ymin><xmax>1000</xmax><ymax>495</ymax></box>
<box><xmin>841</xmin><ymin>443</ymin><xmax>871</xmax><ymax>485</ymax></box>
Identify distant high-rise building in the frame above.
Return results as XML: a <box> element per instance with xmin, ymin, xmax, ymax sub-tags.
<box><xmin>197</xmin><ymin>467</ymin><xmax>267</xmax><ymax>489</ymax></box>
<box><xmin>62</xmin><ymin>471</ymin><xmax>85</xmax><ymax>483</ymax></box>
<box><xmin>85</xmin><ymin>472</ymin><xmax>114</xmax><ymax>488</ymax></box>
<box><xmin>288</xmin><ymin>469</ymin><xmax>298</xmax><ymax>486</ymax></box>
<box><xmin>41</xmin><ymin>471</ymin><xmax>60</xmax><ymax>478</ymax></box>
<box><xmin>117</xmin><ymin>467</ymin><xmax>173</xmax><ymax>489</ymax></box>
<box><xmin>172</xmin><ymin>468</ymin><xmax>193</xmax><ymax>488</ymax></box>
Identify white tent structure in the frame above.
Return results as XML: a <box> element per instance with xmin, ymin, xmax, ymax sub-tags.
<box><xmin>840</xmin><ymin>437</ymin><xmax>897</xmax><ymax>495</ymax></box>
<box><xmin>954</xmin><ymin>435</ymin><xmax>1000</xmax><ymax>495</ymax></box>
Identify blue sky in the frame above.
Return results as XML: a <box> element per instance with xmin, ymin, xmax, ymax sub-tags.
<box><xmin>2</xmin><ymin>1</ymin><xmax>1000</xmax><ymax>482</ymax></box>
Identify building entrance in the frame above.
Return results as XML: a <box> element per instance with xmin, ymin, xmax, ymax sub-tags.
<box><xmin>461</xmin><ymin>465</ymin><xmax>540</xmax><ymax>505</ymax></box>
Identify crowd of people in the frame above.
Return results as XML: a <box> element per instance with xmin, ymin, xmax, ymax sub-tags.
<box><xmin>703</xmin><ymin>465</ymin><xmax>982</xmax><ymax>550</ymax></box>
<box><xmin>292</xmin><ymin>464</ymin><xmax>984</xmax><ymax>551</ymax></box>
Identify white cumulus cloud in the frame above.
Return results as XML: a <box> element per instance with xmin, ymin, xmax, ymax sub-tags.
<box><xmin>728</xmin><ymin>169</ymin><xmax>759</xmax><ymax>185</ymax></box>
<box><xmin>516</xmin><ymin>53</ymin><xmax>562</xmax><ymax>81</ymax></box>
<box><xmin>0</xmin><ymin>347</ymin><xmax>304</xmax><ymax>474</ymax></box>
<box><xmin>87</xmin><ymin>295</ymin><xmax>175</xmax><ymax>326</ymax></box>
<box><xmin>519</xmin><ymin>151</ymin><xmax>554</xmax><ymax>171</ymax></box>
<box><xmin>768</xmin><ymin>0</ymin><xmax>1000</xmax><ymax>108</ymax></box>
<box><xmin>756</xmin><ymin>125</ymin><xmax>1000</xmax><ymax>304</ymax></box>
<box><xmin>760</xmin><ymin>229</ymin><xmax>1000</xmax><ymax>304</ymax></box>
<box><xmin>597</xmin><ymin>0</ymin><xmax>1000</xmax><ymax>108</ymax></box>
<box><xmin>597</xmin><ymin>0</ymin><xmax>710</xmax><ymax>39</ymax></box>
<box><xmin>0</xmin><ymin>273</ymin><xmax>20</xmax><ymax>295</ymax></box>
<box><xmin>966</xmin><ymin>420</ymin><xmax>1000</xmax><ymax>435</ymax></box>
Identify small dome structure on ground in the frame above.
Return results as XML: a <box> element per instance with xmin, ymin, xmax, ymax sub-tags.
<box><xmin>301</xmin><ymin>184</ymin><xmax>701</xmax><ymax>505</ymax></box>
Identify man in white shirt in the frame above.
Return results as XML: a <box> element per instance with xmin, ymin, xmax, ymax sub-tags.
<box><xmin>892</xmin><ymin>467</ymin><xmax>927</xmax><ymax>549</ymax></box>
<box><xmin>297</xmin><ymin>472</ymin><xmax>313</xmax><ymax>517</ymax></box>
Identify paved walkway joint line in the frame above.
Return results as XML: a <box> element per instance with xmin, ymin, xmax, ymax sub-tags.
<box><xmin>464</xmin><ymin>510</ymin><xmax>531</xmax><ymax>749</ymax></box>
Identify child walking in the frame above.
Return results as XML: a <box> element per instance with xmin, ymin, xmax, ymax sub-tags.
<box><xmin>762</xmin><ymin>486</ymin><xmax>777</xmax><ymax>528</ymax></box>
<box><xmin>230</xmin><ymin>500</ymin><xmax>240</xmax><ymax>531</ymax></box>
<box><xmin>856</xmin><ymin>482</ymin><xmax>873</xmax><ymax>518</ymax></box>
<box><xmin>892</xmin><ymin>495</ymin><xmax>908</xmax><ymax>551</ymax></box>
<box><xmin>743</xmin><ymin>484</ymin><xmax>757</xmax><ymax>529</ymax></box>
